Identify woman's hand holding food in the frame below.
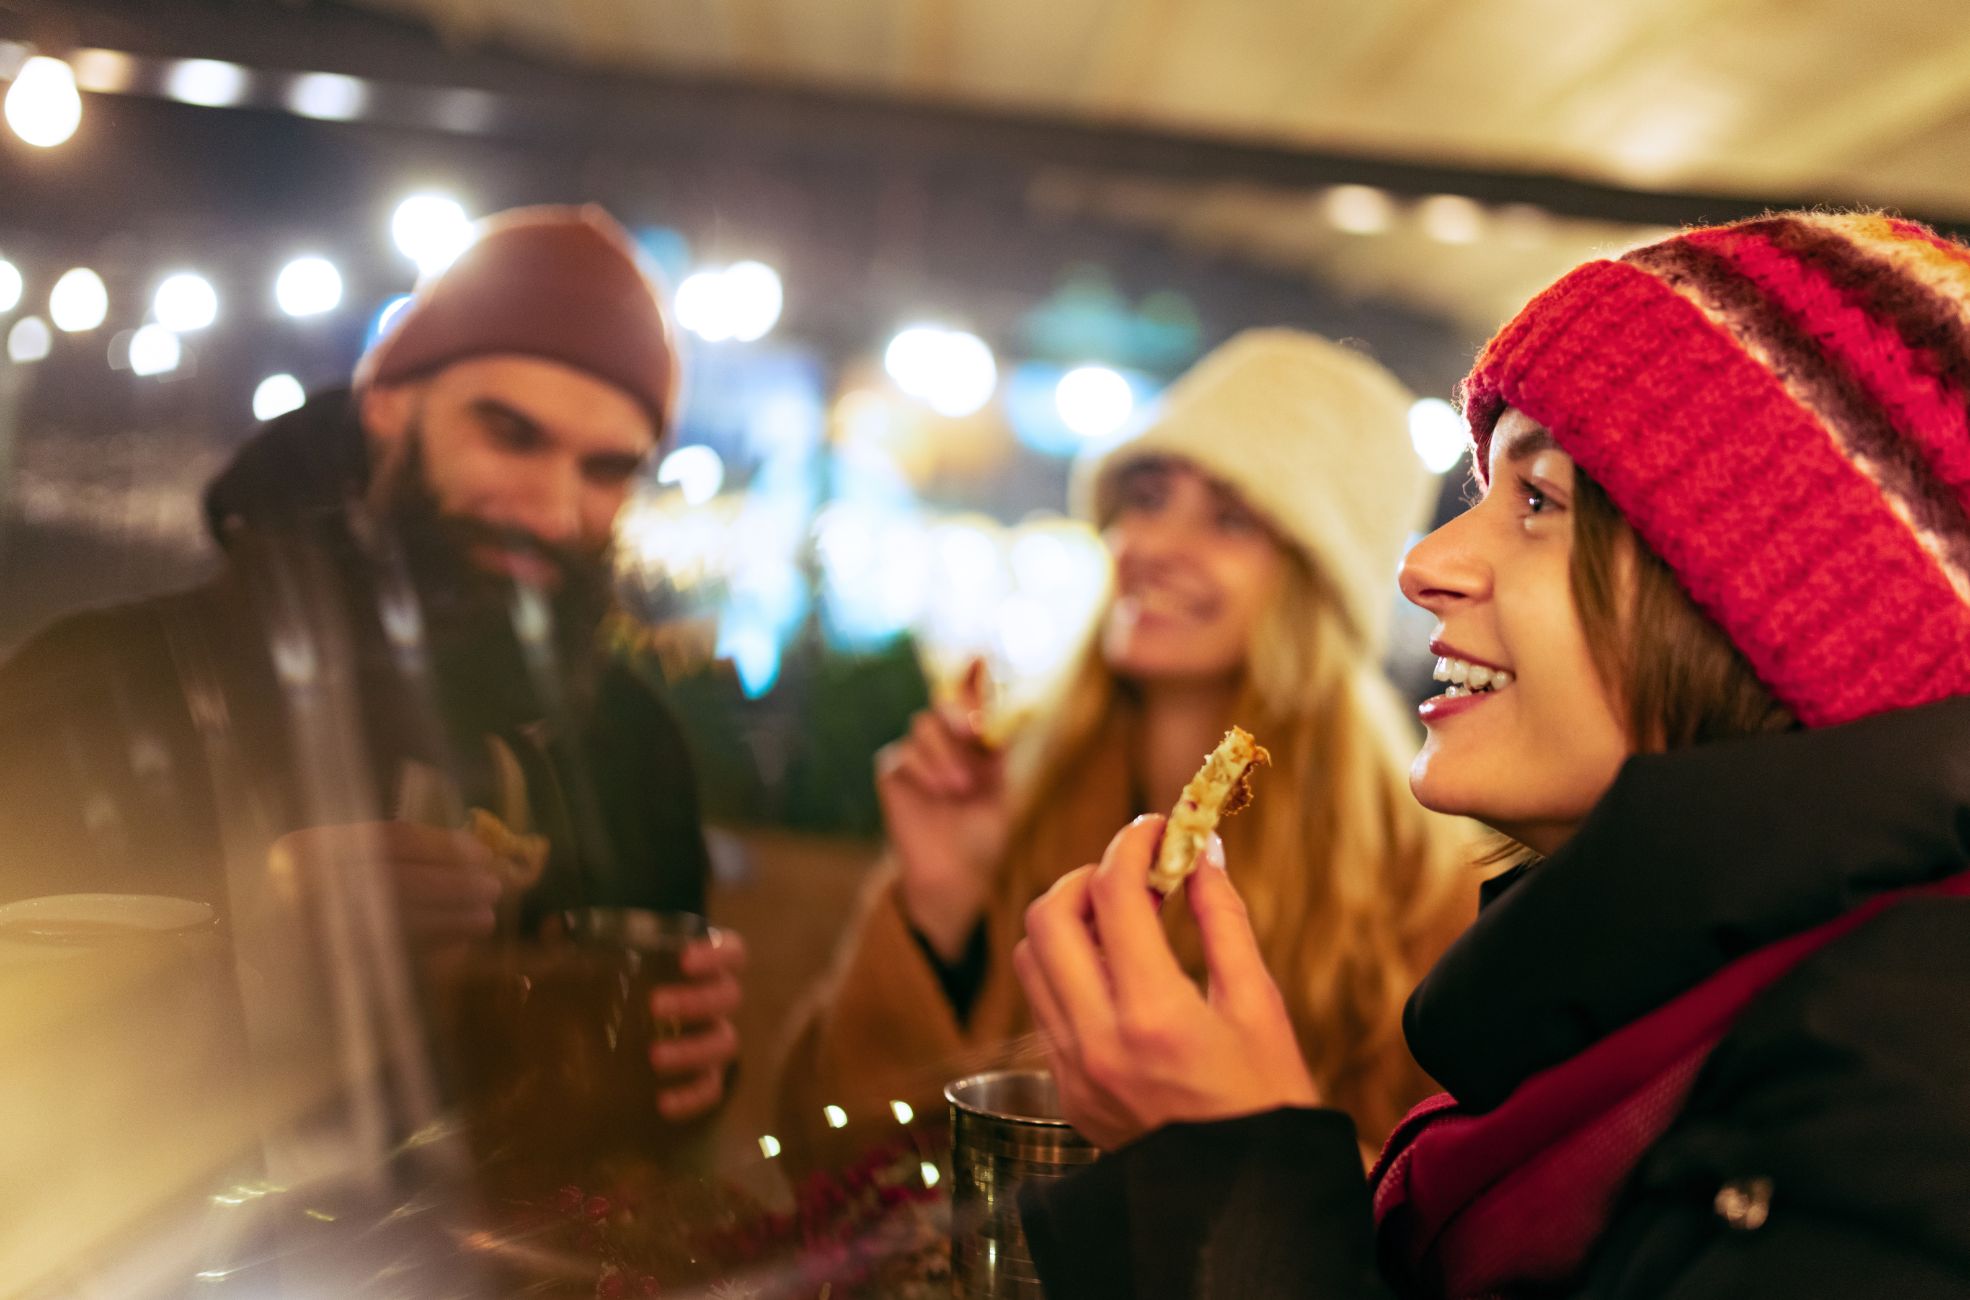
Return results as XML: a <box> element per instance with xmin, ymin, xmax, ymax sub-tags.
<box><xmin>1013</xmin><ymin>815</ymin><xmax>1319</xmax><ymax>1151</ymax></box>
<box><xmin>876</xmin><ymin>660</ymin><xmax>1012</xmax><ymax>960</ymax></box>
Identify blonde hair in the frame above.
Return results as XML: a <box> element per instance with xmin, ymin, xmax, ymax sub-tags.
<box><xmin>997</xmin><ymin>548</ymin><xmax>1473</xmax><ymax>1142</ymax></box>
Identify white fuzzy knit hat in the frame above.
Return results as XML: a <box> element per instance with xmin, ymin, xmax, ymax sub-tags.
<box><xmin>1070</xmin><ymin>328</ymin><xmax>1431</xmax><ymax>656</ymax></box>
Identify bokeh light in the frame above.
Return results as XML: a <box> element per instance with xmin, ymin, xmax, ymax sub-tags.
<box><xmin>674</xmin><ymin>261</ymin><xmax>784</xmax><ymax>344</ymax></box>
<box><xmin>366</xmin><ymin>294</ymin><xmax>413</xmax><ymax>350</ymax></box>
<box><xmin>883</xmin><ymin>324</ymin><xmax>998</xmax><ymax>418</ymax></box>
<box><xmin>721</xmin><ymin>261</ymin><xmax>783</xmax><ymax>342</ymax></box>
<box><xmin>287</xmin><ymin>72</ymin><xmax>367</xmax><ymax>122</ymax></box>
<box><xmin>253</xmin><ymin>373</ymin><xmax>307</xmax><ymax>421</ymax></box>
<box><xmin>0</xmin><ymin>259</ymin><xmax>21</xmax><ymax>314</ymax></box>
<box><xmin>165</xmin><ymin>59</ymin><xmax>248</xmax><ymax>109</ymax></box>
<box><xmin>1408</xmin><ymin>397</ymin><xmax>1468</xmax><ymax>474</ymax></box>
<box><xmin>6</xmin><ymin>56</ymin><xmax>82</xmax><ymax>148</ymax></box>
<box><xmin>1054</xmin><ymin>364</ymin><xmax>1135</xmax><ymax>440</ymax></box>
<box><xmin>7</xmin><ymin>316</ymin><xmax>51</xmax><ymax>363</ymax></box>
<box><xmin>49</xmin><ymin>268</ymin><xmax>108</xmax><ymax>333</ymax></box>
<box><xmin>1417</xmin><ymin>194</ymin><xmax>1486</xmax><ymax>245</ymax></box>
<box><xmin>127</xmin><ymin>324</ymin><xmax>182</xmax><ymax>378</ymax></box>
<box><xmin>390</xmin><ymin>194</ymin><xmax>474</xmax><ymax>277</ymax></box>
<box><xmin>656</xmin><ymin>445</ymin><xmax>726</xmax><ymax>507</ymax></box>
<box><xmin>153</xmin><ymin>272</ymin><xmax>219</xmax><ymax>332</ymax></box>
<box><xmin>1323</xmin><ymin>184</ymin><xmax>1395</xmax><ymax>235</ymax></box>
<box><xmin>275</xmin><ymin>257</ymin><xmax>342</xmax><ymax>318</ymax></box>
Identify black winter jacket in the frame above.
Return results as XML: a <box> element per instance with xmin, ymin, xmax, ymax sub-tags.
<box><xmin>1023</xmin><ymin>696</ymin><xmax>1970</xmax><ymax>1298</ymax></box>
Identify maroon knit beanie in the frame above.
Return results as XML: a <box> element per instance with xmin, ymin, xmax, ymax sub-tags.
<box><xmin>354</xmin><ymin>204</ymin><xmax>679</xmax><ymax>431</ymax></box>
<box><xmin>1461</xmin><ymin>210</ymin><xmax>1970</xmax><ymax>729</ymax></box>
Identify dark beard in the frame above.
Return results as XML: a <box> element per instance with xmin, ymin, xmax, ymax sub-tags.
<box><xmin>368</xmin><ymin>428</ymin><xmax>617</xmax><ymax>746</ymax></box>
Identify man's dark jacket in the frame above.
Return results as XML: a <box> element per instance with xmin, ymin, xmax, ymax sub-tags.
<box><xmin>1023</xmin><ymin>696</ymin><xmax>1970</xmax><ymax>1298</ymax></box>
<box><xmin>0</xmin><ymin>393</ymin><xmax>711</xmax><ymax>923</ymax></box>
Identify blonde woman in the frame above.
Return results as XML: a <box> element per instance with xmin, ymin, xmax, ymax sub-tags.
<box><xmin>775</xmin><ymin>330</ymin><xmax>1475</xmax><ymax>1167</ymax></box>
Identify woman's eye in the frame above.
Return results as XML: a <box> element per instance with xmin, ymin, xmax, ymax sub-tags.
<box><xmin>1517</xmin><ymin>475</ymin><xmax>1551</xmax><ymax>517</ymax></box>
<box><xmin>1216</xmin><ymin>506</ymin><xmax>1259</xmax><ymax>534</ymax></box>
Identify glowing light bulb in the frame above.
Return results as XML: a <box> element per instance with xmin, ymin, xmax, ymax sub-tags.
<box><xmin>6</xmin><ymin>56</ymin><xmax>82</xmax><ymax>148</ymax></box>
<box><xmin>1055</xmin><ymin>365</ymin><xmax>1134</xmax><ymax>439</ymax></box>
<box><xmin>127</xmin><ymin>324</ymin><xmax>182</xmax><ymax>377</ymax></box>
<box><xmin>1408</xmin><ymin>397</ymin><xmax>1468</xmax><ymax>474</ymax></box>
<box><xmin>49</xmin><ymin>267</ymin><xmax>108</xmax><ymax>332</ymax></box>
<box><xmin>253</xmin><ymin>373</ymin><xmax>306</xmax><ymax>421</ymax></box>
<box><xmin>287</xmin><ymin>72</ymin><xmax>366</xmax><ymax>122</ymax></box>
<box><xmin>165</xmin><ymin>58</ymin><xmax>247</xmax><ymax>108</ymax></box>
<box><xmin>8</xmin><ymin>316</ymin><xmax>51</xmax><ymax>363</ymax></box>
<box><xmin>884</xmin><ymin>325</ymin><xmax>997</xmax><ymax>418</ymax></box>
<box><xmin>153</xmin><ymin>272</ymin><xmax>218</xmax><ymax>332</ymax></box>
<box><xmin>275</xmin><ymin>256</ymin><xmax>342</xmax><ymax>318</ymax></box>
<box><xmin>390</xmin><ymin>194</ymin><xmax>474</xmax><ymax>277</ymax></box>
<box><xmin>657</xmin><ymin>444</ymin><xmax>725</xmax><ymax>507</ymax></box>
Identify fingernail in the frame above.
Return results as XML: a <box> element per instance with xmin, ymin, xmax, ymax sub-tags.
<box><xmin>1203</xmin><ymin>832</ymin><xmax>1226</xmax><ymax>871</ymax></box>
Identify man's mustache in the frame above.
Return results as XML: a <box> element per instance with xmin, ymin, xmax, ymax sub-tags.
<box><xmin>436</xmin><ymin>516</ymin><xmax>602</xmax><ymax>591</ymax></box>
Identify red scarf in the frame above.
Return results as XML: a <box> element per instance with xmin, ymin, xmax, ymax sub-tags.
<box><xmin>1369</xmin><ymin>870</ymin><xmax>1970</xmax><ymax>1299</ymax></box>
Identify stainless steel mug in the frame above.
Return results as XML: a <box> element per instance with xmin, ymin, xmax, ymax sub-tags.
<box><xmin>945</xmin><ymin>1069</ymin><xmax>1098</xmax><ymax>1298</ymax></box>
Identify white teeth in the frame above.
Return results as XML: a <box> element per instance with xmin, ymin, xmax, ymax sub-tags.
<box><xmin>1431</xmin><ymin>653</ymin><xmax>1514</xmax><ymax>694</ymax></box>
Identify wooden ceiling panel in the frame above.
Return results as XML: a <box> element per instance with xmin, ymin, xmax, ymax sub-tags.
<box><xmin>945</xmin><ymin>0</ymin><xmax>1116</xmax><ymax>106</ymax></box>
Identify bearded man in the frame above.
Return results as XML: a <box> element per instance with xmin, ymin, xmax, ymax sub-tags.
<box><xmin>0</xmin><ymin>207</ymin><xmax>743</xmax><ymax>1124</ymax></box>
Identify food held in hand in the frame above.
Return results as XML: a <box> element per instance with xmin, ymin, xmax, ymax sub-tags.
<box><xmin>1149</xmin><ymin>726</ymin><xmax>1269</xmax><ymax>894</ymax></box>
<box><xmin>469</xmin><ymin>807</ymin><xmax>550</xmax><ymax>893</ymax></box>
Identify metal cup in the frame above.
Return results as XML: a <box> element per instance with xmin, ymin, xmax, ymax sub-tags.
<box><xmin>945</xmin><ymin>1069</ymin><xmax>1098</xmax><ymax>1298</ymax></box>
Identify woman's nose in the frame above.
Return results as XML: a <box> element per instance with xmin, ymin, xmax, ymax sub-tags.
<box><xmin>1399</xmin><ymin>509</ymin><xmax>1489</xmax><ymax>614</ymax></box>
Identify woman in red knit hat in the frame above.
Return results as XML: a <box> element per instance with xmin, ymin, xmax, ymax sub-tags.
<box><xmin>1014</xmin><ymin>210</ymin><xmax>1970</xmax><ymax>1298</ymax></box>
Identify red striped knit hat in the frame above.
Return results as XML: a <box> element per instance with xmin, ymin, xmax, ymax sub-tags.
<box><xmin>1462</xmin><ymin>210</ymin><xmax>1970</xmax><ymax>729</ymax></box>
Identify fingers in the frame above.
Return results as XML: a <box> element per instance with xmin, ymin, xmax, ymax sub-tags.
<box><xmin>1021</xmin><ymin>866</ymin><xmax>1117</xmax><ymax>1048</ymax></box>
<box><xmin>876</xmin><ymin>707</ymin><xmax>1000</xmax><ymax>801</ymax></box>
<box><xmin>650</xmin><ymin>1017</ymin><xmax>739</xmax><ymax>1076</ymax></box>
<box><xmin>656</xmin><ymin>1066</ymin><xmax>726</xmax><ymax>1122</ymax></box>
<box><xmin>1184</xmin><ymin>842</ymin><xmax>1280</xmax><ymax>1018</ymax></box>
<box><xmin>649</xmin><ymin>970</ymin><xmax>743</xmax><ymax>1024</ymax></box>
<box><xmin>678</xmin><ymin>928</ymin><xmax>748</xmax><ymax>979</ymax></box>
<box><xmin>1013</xmin><ymin>937</ymin><xmax>1069</xmax><ymax>1051</ymax></box>
<box><xmin>1088</xmin><ymin>817</ymin><xmax>1189</xmax><ymax>1010</ymax></box>
<box><xmin>909</xmin><ymin>710</ymin><xmax>986</xmax><ymax>794</ymax></box>
<box><xmin>393</xmin><ymin>860</ymin><xmax>500</xmax><ymax>941</ymax></box>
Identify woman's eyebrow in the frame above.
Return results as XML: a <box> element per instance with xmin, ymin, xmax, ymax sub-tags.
<box><xmin>1493</xmin><ymin>424</ymin><xmax>1558</xmax><ymax>467</ymax></box>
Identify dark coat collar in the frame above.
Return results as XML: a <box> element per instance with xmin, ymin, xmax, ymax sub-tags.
<box><xmin>1405</xmin><ymin>695</ymin><xmax>1970</xmax><ymax>1111</ymax></box>
<box><xmin>202</xmin><ymin>389</ymin><xmax>369</xmax><ymax>548</ymax></box>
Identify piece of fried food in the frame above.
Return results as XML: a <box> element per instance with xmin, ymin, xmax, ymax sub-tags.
<box><xmin>468</xmin><ymin>807</ymin><xmax>551</xmax><ymax>894</ymax></box>
<box><xmin>1149</xmin><ymin>726</ymin><xmax>1270</xmax><ymax>894</ymax></box>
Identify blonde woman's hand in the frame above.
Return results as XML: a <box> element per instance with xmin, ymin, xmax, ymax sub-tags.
<box><xmin>876</xmin><ymin>659</ymin><xmax>1011</xmax><ymax>960</ymax></box>
<box><xmin>1012</xmin><ymin>816</ymin><xmax>1319</xmax><ymax>1151</ymax></box>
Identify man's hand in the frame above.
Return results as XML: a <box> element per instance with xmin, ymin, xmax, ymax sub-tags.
<box><xmin>648</xmin><ymin>927</ymin><xmax>749</xmax><ymax>1122</ymax></box>
<box><xmin>270</xmin><ymin>820</ymin><xmax>503</xmax><ymax>949</ymax></box>
<box><xmin>1012</xmin><ymin>816</ymin><xmax>1319</xmax><ymax>1151</ymax></box>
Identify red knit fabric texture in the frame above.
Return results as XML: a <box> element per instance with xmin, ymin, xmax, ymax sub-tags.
<box><xmin>1464</xmin><ymin>257</ymin><xmax>1970</xmax><ymax>729</ymax></box>
<box><xmin>1684</xmin><ymin>223</ymin><xmax>1970</xmax><ymax>506</ymax></box>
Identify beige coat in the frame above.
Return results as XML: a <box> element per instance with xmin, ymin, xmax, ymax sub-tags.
<box><xmin>773</xmin><ymin>705</ymin><xmax>1470</xmax><ymax>1174</ymax></box>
